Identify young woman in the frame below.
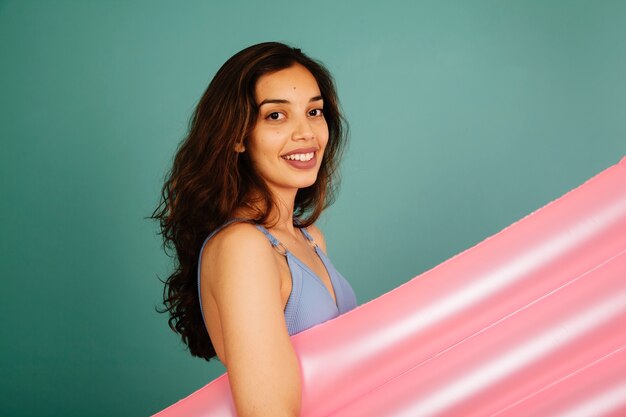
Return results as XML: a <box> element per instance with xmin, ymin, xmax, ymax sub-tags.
<box><xmin>153</xmin><ymin>42</ymin><xmax>357</xmax><ymax>416</ymax></box>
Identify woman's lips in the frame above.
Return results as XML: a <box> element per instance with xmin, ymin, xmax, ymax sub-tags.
<box><xmin>282</xmin><ymin>152</ymin><xmax>318</xmax><ymax>169</ymax></box>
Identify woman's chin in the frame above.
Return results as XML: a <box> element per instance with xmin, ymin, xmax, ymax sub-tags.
<box><xmin>296</xmin><ymin>175</ymin><xmax>320</xmax><ymax>189</ymax></box>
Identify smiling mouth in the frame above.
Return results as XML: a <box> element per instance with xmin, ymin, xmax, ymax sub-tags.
<box><xmin>282</xmin><ymin>152</ymin><xmax>315</xmax><ymax>162</ymax></box>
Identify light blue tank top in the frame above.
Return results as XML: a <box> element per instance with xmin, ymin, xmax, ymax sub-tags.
<box><xmin>197</xmin><ymin>219</ymin><xmax>357</xmax><ymax>336</ymax></box>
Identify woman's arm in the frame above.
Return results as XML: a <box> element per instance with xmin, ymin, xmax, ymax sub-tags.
<box><xmin>201</xmin><ymin>223</ymin><xmax>301</xmax><ymax>417</ymax></box>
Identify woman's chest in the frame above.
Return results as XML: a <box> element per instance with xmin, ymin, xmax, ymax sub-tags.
<box><xmin>274</xmin><ymin>244</ymin><xmax>337</xmax><ymax>308</ymax></box>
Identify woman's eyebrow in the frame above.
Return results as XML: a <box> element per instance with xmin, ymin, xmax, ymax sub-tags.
<box><xmin>258</xmin><ymin>95</ymin><xmax>323</xmax><ymax>107</ymax></box>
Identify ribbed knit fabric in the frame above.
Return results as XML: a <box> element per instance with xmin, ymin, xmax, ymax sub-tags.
<box><xmin>197</xmin><ymin>219</ymin><xmax>357</xmax><ymax>336</ymax></box>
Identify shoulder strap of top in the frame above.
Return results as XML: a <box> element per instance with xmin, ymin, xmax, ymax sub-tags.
<box><xmin>298</xmin><ymin>226</ymin><xmax>316</xmax><ymax>244</ymax></box>
<box><xmin>212</xmin><ymin>218</ymin><xmax>313</xmax><ymax>255</ymax></box>
<box><xmin>254</xmin><ymin>218</ymin><xmax>319</xmax><ymax>253</ymax></box>
<box><xmin>201</xmin><ymin>219</ymin><xmax>286</xmax><ymax>252</ymax></box>
<box><xmin>254</xmin><ymin>224</ymin><xmax>288</xmax><ymax>256</ymax></box>
<box><xmin>253</xmin><ymin>224</ymin><xmax>279</xmax><ymax>246</ymax></box>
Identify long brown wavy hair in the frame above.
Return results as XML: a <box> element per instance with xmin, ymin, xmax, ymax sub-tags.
<box><xmin>152</xmin><ymin>42</ymin><xmax>347</xmax><ymax>361</ymax></box>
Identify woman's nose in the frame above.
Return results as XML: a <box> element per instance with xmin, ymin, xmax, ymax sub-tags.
<box><xmin>291</xmin><ymin>117</ymin><xmax>315</xmax><ymax>141</ymax></box>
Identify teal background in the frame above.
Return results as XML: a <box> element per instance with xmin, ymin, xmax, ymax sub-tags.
<box><xmin>1</xmin><ymin>1</ymin><xmax>625</xmax><ymax>416</ymax></box>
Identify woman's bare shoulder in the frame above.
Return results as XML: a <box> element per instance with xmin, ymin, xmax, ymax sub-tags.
<box><xmin>204</xmin><ymin>221</ymin><xmax>268</xmax><ymax>253</ymax></box>
<box><xmin>201</xmin><ymin>222</ymin><xmax>276</xmax><ymax>283</ymax></box>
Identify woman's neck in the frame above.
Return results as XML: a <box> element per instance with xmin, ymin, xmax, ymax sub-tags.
<box><xmin>266</xmin><ymin>187</ymin><xmax>299</xmax><ymax>236</ymax></box>
<box><xmin>235</xmin><ymin>186</ymin><xmax>300</xmax><ymax>236</ymax></box>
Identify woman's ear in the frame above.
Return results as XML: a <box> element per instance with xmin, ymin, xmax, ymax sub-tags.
<box><xmin>234</xmin><ymin>142</ymin><xmax>245</xmax><ymax>153</ymax></box>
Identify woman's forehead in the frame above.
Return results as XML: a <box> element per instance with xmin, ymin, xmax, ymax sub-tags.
<box><xmin>255</xmin><ymin>64</ymin><xmax>321</xmax><ymax>102</ymax></box>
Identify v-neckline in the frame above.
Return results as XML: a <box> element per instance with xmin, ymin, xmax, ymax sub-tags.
<box><xmin>288</xmin><ymin>249</ymin><xmax>339</xmax><ymax>309</ymax></box>
<box><xmin>254</xmin><ymin>223</ymin><xmax>340</xmax><ymax>309</ymax></box>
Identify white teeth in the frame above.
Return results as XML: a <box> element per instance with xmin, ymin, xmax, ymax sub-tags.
<box><xmin>284</xmin><ymin>152</ymin><xmax>314</xmax><ymax>162</ymax></box>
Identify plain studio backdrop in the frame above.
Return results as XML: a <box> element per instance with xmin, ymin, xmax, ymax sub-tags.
<box><xmin>1</xmin><ymin>1</ymin><xmax>625</xmax><ymax>416</ymax></box>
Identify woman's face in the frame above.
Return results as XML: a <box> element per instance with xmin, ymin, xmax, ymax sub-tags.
<box><xmin>246</xmin><ymin>64</ymin><xmax>329</xmax><ymax>196</ymax></box>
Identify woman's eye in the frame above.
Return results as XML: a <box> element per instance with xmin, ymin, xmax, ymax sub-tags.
<box><xmin>266</xmin><ymin>112</ymin><xmax>284</xmax><ymax>120</ymax></box>
<box><xmin>309</xmin><ymin>108</ymin><xmax>324</xmax><ymax>117</ymax></box>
